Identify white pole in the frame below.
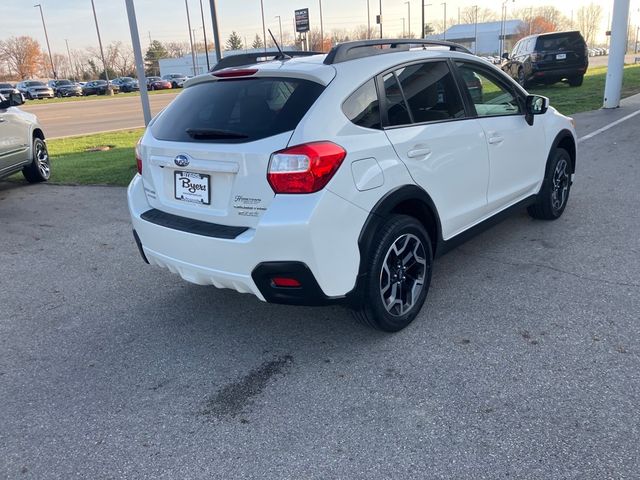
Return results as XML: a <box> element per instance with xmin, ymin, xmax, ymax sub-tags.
<box><xmin>125</xmin><ymin>0</ymin><xmax>152</xmax><ymax>126</ymax></box>
<box><xmin>604</xmin><ymin>0</ymin><xmax>631</xmax><ymax>108</ymax></box>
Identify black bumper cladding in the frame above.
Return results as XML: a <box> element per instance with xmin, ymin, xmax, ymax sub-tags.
<box><xmin>140</xmin><ymin>209</ymin><xmax>248</xmax><ymax>239</ymax></box>
<box><xmin>252</xmin><ymin>262</ymin><xmax>345</xmax><ymax>306</ymax></box>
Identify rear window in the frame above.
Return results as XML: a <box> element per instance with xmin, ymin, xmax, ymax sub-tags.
<box><xmin>536</xmin><ymin>33</ymin><xmax>584</xmax><ymax>51</ymax></box>
<box><xmin>151</xmin><ymin>77</ymin><xmax>325</xmax><ymax>143</ymax></box>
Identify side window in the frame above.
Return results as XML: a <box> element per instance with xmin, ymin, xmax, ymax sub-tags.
<box><xmin>396</xmin><ymin>61</ymin><xmax>465</xmax><ymax>123</ymax></box>
<box><xmin>342</xmin><ymin>79</ymin><xmax>381</xmax><ymax>129</ymax></box>
<box><xmin>456</xmin><ymin>62</ymin><xmax>522</xmax><ymax>117</ymax></box>
<box><xmin>384</xmin><ymin>61</ymin><xmax>465</xmax><ymax>126</ymax></box>
<box><xmin>382</xmin><ymin>72</ymin><xmax>411</xmax><ymax>126</ymax></box>
<box><xmin>512</xmin><ymin>41</ymin><xmax>521</xmax><ymax>56</ymax></box>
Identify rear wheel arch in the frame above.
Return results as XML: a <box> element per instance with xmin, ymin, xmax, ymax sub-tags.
<box><xmin>358</xmin><ymin>185</ymin><xmax>442</xmax><ymax>268</ymax></box>
<box><xmin>348</xmin><ymin>185</ymin><xmax>441</xmax><ymax>310</ymax></box>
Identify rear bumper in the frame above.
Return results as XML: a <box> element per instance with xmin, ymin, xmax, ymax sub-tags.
<box><xmin>127</xmin><ymin>175</ymin><xmax>368</xmax><ymax>304</ymax></box>
<box><xmin>530</xmin><ymin>65</ymin><xmax>587</xmax><ymax>80</ymax></box>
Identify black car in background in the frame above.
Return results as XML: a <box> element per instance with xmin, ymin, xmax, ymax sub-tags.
<box><xmin>113</xmin><ymin>77</ymin><xmax>139</xmax><ymax>92</ymax></box>
<box><xmin>82</xmin><ymin>80</ymin><xmax>120</xmax><ymax>96</ymax></box>
<box><xmin>48</xmin><ymin>79</ymin><xmax>82</xmax><ymax>97</ymax></box>
<box><xmin>502</xmin><ymin>31</ymin><xmax>588</xmax><ymax>88</ymax></box>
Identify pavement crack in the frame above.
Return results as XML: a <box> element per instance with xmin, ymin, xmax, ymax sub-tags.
<box><xmin>457</xmin><ymin>249</ymin><xmax>640</xmax><ymax>289</ymax></box>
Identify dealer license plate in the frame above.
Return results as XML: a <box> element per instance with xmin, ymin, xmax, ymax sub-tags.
<box><xmin>556</xmin><ymin>53</ymin><xmax>567</xmax><ymax>60</ymax></box>
<box><xmin>174</xmin><ymin>171</ymin><xmax>211</xmax><ymax>205</ymax></box>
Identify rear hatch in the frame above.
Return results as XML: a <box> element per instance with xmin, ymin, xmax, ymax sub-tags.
<box><xmin>141</xmin><ymin>74</ymin><xmax>326</xmax><ymax>229</ymax></box>
<box><xmin>533</xmin><ymin>32</ymin><xmax>587</xmax><ymax>70</ymax></box>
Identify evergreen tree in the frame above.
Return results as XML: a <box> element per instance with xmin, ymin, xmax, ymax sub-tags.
<box><xmin>226</xmin><ymin>31</ymin><xmax>243</xmax><ymax>51</ymax></box>
<box><xmin>144</xmin><ymin>40</ymin><xmax>168</xmax><ymax>76</ymax></box>
<box><xmin>251</xmin><ymin>34</ymin><xmax>264</xmax><ymax>49</ymax></box>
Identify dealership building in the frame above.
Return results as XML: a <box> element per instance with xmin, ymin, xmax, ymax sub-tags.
<box><xmin>427</xmin><ymin>20</ymin><xmax>525</xmax><ymax>55</ymax></box>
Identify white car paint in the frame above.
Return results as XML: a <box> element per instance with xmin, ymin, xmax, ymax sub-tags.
<box><xmin>128</xmin><ymin>47</ymin><xmax>577</xmax><ymax>302</ymax></box>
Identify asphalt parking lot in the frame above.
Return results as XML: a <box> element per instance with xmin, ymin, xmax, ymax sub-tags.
<box><xmin>1</xmin><ymin>100</ymin><xmax>639</xmax><ymax>479</ymax></box>
<box><xmin>20</xmin><ymin>93</ymin><xmax>178</xmax><ymax>138</ymax></box>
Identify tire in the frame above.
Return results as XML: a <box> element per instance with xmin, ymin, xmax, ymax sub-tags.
<box><xmin>527</xmin><ymin>147</ymin><xmax>572</xmax><ymax>220</ymax></box>
<box><xmin>172</xmin><ymin>81</ymin><xmax>178</xmax><ymax>88</ymax></box>
<box><xmin>22</xmin><ymin>137</ymin><xmax>51</xmax><ymax>183</ymax></box>
<box><xmin>517</xmin><ymin>68</ymin><xmax>528</xmax><ymax>88</ymax></box>
<box><xmin>26</xmin><ymin>92</ymin><xmax>33</xmax><ymax>100</ymax></box>
<box><xmin>352</xmin><ymin>215</ymin><xmax>433</xmax><ymax>332</ymax></box>
<box><xmin>568</xmin><ymin>75</ymin><xmax>584</xmax><ymax>87</ymax></box>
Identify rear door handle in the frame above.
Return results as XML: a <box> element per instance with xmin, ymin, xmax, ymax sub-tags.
<box><xmin>488</xmin><ymin>135</ymin><xmax>504</xmax><ymax>145</ymax></box>
<box><xmin>407</xmin><ymin>147</ymin><xmax>432</xmax><ymax>158</ymax></box>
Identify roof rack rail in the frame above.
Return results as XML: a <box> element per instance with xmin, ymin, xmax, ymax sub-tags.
<box><xmin>323</xmin><ymin>39</ymin><xmax>472</xmax><ymax>65</ymax></box>
<box><xmin>211</xmin><ymin>51</ymin><xmax>323</xmax><ymax>72</ymax></box>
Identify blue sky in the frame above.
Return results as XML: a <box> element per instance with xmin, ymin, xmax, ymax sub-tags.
<box><xmin>2</xmin><ymin>0</ymin><xmax>625</xmax><ymax>55</ymax></box>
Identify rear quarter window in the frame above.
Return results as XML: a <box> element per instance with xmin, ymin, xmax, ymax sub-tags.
<box><xmin>151</xmin><ymin>77</ymin><xmax>325</xmax><ymax>143</ymax></box>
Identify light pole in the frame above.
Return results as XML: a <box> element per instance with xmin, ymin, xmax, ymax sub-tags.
<box><xmin>473</xmin><ymin>5</ymin><xmax>478</xmax><ymax>54</ymax></box>
<box><xmin>209</xmin><ymin>0</ymin><xmax>222</xmax><ymax>62</ymax></box>
<box><xmin>379</xmin><ymin>0</ymin><xmax>383</xmax><ymax>38</ymax></box>
<box><xmin>259</xmin><ymin>0</ymin><xmax>267</xmax><ymax>51</ymax></box>
<box><xmin>64</xmin><ymin>39</ymin><xmax>73</xmax><ymax>80</ymax></box>
<box><xmin>124</xmin><ymin>0</ymin><xmax>151</xmax><ymax>125</ymax></box>
<box><xmin>367</xmin><ymin>0</ymin><xmax>371</xmax><ymax>39</ymax></box>
<box><xmin>423</xmin><ymin>2</ymin><xmax>432</xmax><ymax>38</ymax></box>
<box><xmin>275</xmin><ymin>15</ymin><xmax>283</xmax><ymax>46</ymax></box>
<box><xmin>192</xmin><ymin>28</ymin><xmax>200</xmax><ymax>72</ymax></box>
<box><xmin>319</xmin><ymin>0</ymin><xmax>324</xmax><ymax>50</ymax></box>
<box><xmin>34</xmin><ymin>4</ymin><xmax>56</xmax><ymax>79</ymax></box>
<box><xmin>441</xmin><ymin>2</ymin><xmax>446</xmax><ymax>40</ymax></box>
<box><xmin>90</xmin><ymin>0</ymin><xmax>111</xmax><ymax>93</ymax></box>
<box><xmin>199</xmin><ymin>0</ymin><xmax>210</xmax><ymax>71</ymax></box>
<box><xmin>405</xmin><ymin>1</ymin><xmax>411</xmax><ymax>38</ymax></box>
<box><xmin>185</xmin><ymin>0</ymin><xmax>197</xmax><ymax>75</ymax></box>
<box><xmin>402</xmin><ymin>18</ymin><xmax>406</xmax><ymax>37</ymax></box>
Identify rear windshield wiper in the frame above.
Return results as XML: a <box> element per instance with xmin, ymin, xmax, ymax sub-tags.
<box><xmin>186</xmin><ymin>128</ymin><xmax>248</xmax><ymax>140</ymax></box>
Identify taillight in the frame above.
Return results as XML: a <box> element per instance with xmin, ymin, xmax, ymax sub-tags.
<box><xmin>267</xmin><ymin>142</ymin><xmax>347</xmax><ymax>194</ymax></box>
<box><xmin>213</xmin><ymin>68</ymin><xmax>258</xmax><ymax>78</ymax></box>
<box><xmin>135</xmin><ymin>137</ymin><xmax>142</xmax><ymax>175</ymax></box>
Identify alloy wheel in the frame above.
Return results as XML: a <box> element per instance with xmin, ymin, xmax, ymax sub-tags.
<box><xmin>35</xmin><ymin>141</ymin><xmax>51</xmax><ymax>179</ymax></box>
<box><xmin>379</xmin><ymin>234</ymin><xmax>427</xmax><ymax>316</ymax></box>
<box><xmin>551</xmin><ymin>158</ymin><xmax>569</xmax><ymax>211</ymax></box>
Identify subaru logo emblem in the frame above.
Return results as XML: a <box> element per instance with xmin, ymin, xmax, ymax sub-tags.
<box><xmin>174</xmin><ymin>154</ymin><xmax>190</xmax><ymax>167</ymax></box>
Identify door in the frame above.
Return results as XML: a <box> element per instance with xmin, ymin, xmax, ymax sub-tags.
<box><xmin>380</xmin><ymin>60</ymin><xmax>490</xmax><ymax>239</ymax></box>
<box><xmin>454</xmin><ymin>61</ymin><xmax>545</xmax><ymax>211</ymax></box>
<box><xmin>0</xmin><ymin>103</ymin><xmax>29</xmax><ymax>173</ymax></box>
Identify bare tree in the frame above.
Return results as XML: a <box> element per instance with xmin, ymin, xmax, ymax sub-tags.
<box><xmin>460</xmin><ymin>7</ymin><xmax>497</xmax><ymax>25</ymax></box>
<box><xmin>0</xmin><ymin>36</ymin><xmax>44</xmax><ymax>79</ymax></box>
<box><xmin>165</xmin><ymin>41</ymin><xmax>191</xmax><ymax>58</ymax></box>
<box><xmin>577</xmin><ymin>3</ymin><xmax>602</xmax><ymax>45</ymax></box>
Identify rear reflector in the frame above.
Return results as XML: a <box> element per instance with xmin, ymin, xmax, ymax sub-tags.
<box><xmin>271</xmin><ymin>277</ymin><xmax>302</xmax><ymax>288</ymax></box>
<box><xmin>212</xmin><ymin>68</ymin><xmax>258</xmax><ymax>78</ymax></box>
<box><xmin>268</xmin><ymin>141</ymin><xmax>347</xmax><ymax>194</ymax></box>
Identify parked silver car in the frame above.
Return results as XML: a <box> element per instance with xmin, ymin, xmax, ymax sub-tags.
<box><xmin>16</xmin><ymin>80</ymin><xmax>54</xmax><ymax>100</ymax></box>
<box><xmin>0</xmin><ymin>93</ymin><xmax>50</xmax><ymax>183</ymax></box>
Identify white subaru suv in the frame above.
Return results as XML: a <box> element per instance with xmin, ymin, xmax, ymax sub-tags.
<box><xmin>128</xmin><ymin>40</ymin><xmax>577</xmax><ymax>332</ymax></box>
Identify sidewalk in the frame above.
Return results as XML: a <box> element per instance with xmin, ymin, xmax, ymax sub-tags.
<box><xmin>572</xmin><ymin>92</ymin><xmax>640</xmax><ymax>139</ymax></box>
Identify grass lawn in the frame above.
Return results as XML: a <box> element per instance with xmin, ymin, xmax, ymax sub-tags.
<box><xmin>9</xmin><ymin>129</ymin><xmax>144</xmax><ymax>186</ymax></box>
<box><xmin>8</xmin><ymin>63</ymin><xmax>640</xmax><ymax>187</ymax></box>
<box><xmin>529</xmin><ymin>64</ymin><xmax>640</xmax><ymax>115</ymax></box>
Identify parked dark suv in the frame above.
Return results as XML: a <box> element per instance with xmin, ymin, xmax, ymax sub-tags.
<box><xmin>502</xmin><ymin>31</ymin><xmax>588</xmax><ymax>88</ymax></box>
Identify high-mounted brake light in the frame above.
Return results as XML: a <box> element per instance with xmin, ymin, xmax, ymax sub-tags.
<box><xmin>212</xmin><ymin>68</ymin><xmax>258</xmax><ymax>78</ymax></box>
<box><xmin>135</xmin><ymin>137</ymin><xmax>142</xmax><ymax>175</ymax></box>
<box><xmin>267</xmin><ymin>142</ymin><xmax>347</xmax><ymax>194</ymax></box>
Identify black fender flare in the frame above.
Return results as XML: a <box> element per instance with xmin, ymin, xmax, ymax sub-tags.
<box><xmin>346</xmin><ymin>185</ymin><xmax>443</xmax><ymax>307</ymax></box>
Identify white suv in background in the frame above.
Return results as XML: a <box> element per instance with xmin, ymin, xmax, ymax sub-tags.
<box><xmin>128</xmin><ymin>40</ymin><xmax>577</xmax><ymax>332</ymax></box>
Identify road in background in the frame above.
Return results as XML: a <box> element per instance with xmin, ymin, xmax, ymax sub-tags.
<box><xmin>1</xmin><ymin>101</ymin><xmax>639</xmax><ymax>478</ymax></box>
<box><xmin>20</xmin><ymin>93</ymin><xmax>178</xmax><ymax>138</ymax></box>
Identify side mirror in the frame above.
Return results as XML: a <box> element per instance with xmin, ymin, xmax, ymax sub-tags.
<box><xmin>502</xmin><ymin>52</ymin><xmax>510</xmax><ymax>60</ymax></box>
<box><xmin>9</xmin><ymin>92</ymin><xmax>25</xmax><ymax>106</ymax></box>
<box><xmin>525</xmin><ymin>94</ymin><xmax>549</xmax><ymax>126</ymax></box>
